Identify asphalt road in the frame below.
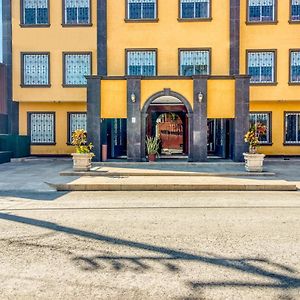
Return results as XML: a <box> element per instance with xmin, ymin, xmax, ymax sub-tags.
<box><xmin>0</xmin><ymin>191</ymin><xmax>300</xmax><ymax>300</ymax></box>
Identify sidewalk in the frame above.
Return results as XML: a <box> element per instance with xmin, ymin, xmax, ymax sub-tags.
<box><xmin>0</xmin><ymin>157</ymin><xmax>298</xmax><ymax>192</ymax></box>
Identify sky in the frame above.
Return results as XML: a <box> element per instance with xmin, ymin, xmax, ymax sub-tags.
<box><xmin>0</xmin><ymin>1</ymin><xmax>2</xmax><ymax>62</ymax></box>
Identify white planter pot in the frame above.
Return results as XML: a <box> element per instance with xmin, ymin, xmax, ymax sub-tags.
<box><xmin>243</xmin><ymin>153</ymin><xmax>265</xmax><ymax>172</ymax></box>
<box><xmin>72</xmin><ymin>153</ymin><xmax>93</xmax><ymax>171</ymax></box>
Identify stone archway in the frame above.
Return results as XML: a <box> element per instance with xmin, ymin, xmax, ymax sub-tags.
<box><xmin>141</xmin><ymin>89</ymin><xmax>194</xmax><ymax>160</ymax></box>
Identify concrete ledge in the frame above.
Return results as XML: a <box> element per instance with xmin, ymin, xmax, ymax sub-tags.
<box><xmin>46</xmin><ymin>178</ymin><xmax>297</xmax><ymax>192</ymax></box>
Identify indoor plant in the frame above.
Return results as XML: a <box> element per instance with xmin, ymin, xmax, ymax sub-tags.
<box><xmin>146</xmin><ymin>136</ymin><xmax>160</xmax><ymax>162</ymax></box>
<box><xmin>71</xmin><ymin>129</ymin><xmax>94</xmax><ymax>171</ymax></box>
<box><xmin>243</xmin><ymin>123</ymin><xmax>267</xmax><ymax>172</ymax></box>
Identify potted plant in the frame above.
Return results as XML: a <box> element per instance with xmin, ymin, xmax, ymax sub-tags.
<box><xmin>146</xmin><ymin>136</ymin><xmax>160</xmax><ymax>162</ymax></box>
<box><xmin>71</xmin><ymin>129</ymin><xmax>94</xmax><ymax>171</ymax></box>
<box><xmin>243</xmin><ymin>123</ymin><xmax>267</xmax><ymax>172</ymax></box>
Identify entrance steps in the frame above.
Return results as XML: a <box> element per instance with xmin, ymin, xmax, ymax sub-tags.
<box><xmin>47</xmin><ymin>175</ymin><xmax>297</xmax><ymax>192</ymax></box>
<box><xmin>47</xmin><ymin>164</ymin><xmax>297</xmax><ymax>192</ymax></box>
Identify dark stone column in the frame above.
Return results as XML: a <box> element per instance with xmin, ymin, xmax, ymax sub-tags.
<box><xmin>97</xmin><ymin>0</ymin><xmax>107</xmax><ymax>75</ymax></box>
<box><xmin>87</xmin><ymin>77</ymin><xmax>101</xmax><ymax>161</ymax></box>
<box><xmin>191</xmin><ymin>77</ymin><xmax>208</xmax><ymax>162</ymax></box>
<box><xmin>232</xmin><ymin>75</ymin><xmax>250</xmax><ymax>162</ymax></box>
<box><xmin>2</xmin><ymin>0</ymin><xmax>19</xmax><ymax>135</ymax></box>
<box><xmin>230</xmin><ymin>0</ymin><xmax>240</xmax><ymax>75</ymax></box>
<box><xmin>127</xmin><ymin>78</ymin><xmax>142</xmax><ymax>162</ymax></box>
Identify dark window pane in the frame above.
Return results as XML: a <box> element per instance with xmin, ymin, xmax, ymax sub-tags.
<box><xmin>195</xmin><ymin>65</ymin><xmax>208</xmax><ymax>75</ymax></box>
<box><xmin>142</xmin><ymin>3</ymin><xmax>155</xmax><ymax>18</ymax></box>
<box><xmin>181</xmin><ymin>65</ymin><xmax>194</xmax><ymax>76</ymax></box>
<box><xmin>37</xmin><ymin>8</ymin><xmax>48</xmax><ymax>24</ymax></box>
<box><xmin>292</xmin><ymin>5</ymin><xmax>300</xmax><ymax>21</ymax></box>
<box><xmin>142</xmin><ymin>66</ymin><xmax>155</xmax><ymax>76</ymax></box>
<box><xmin>249</xmin><ymin>6</ymin><xmax>260</xmax><ymax>21</ymax></box>
<box><xmin>66</xmin><ymin>7</ymin><xmax>78</xmax><ymax>24</ymax></box>
<box><xmin>195</xmin><ymin>2</ymin><xmax>208</xmax><ymax>18</ymax></box>
<box><xmin>249</xmin><ymin>66</ymin><xmax>260</xmax><ymax>82</ymax></box>
<box><xmin>292</xmin><ymin>66</ymin><xmax>300</xmax><ymax>82</ymax></box>
<box><xmin>262</xmin><ymin>5</ymin><xmax>273</xmax><ymax>21</ymax></box>
<box><xmin>24</xmin><ymin>8</ymin><xmax>36</xmax><ymax>24</ymax></box>
<box><xmin>78</xmin><ymin>7</ymin><xmax>89</xmax><ymax>23</ymax></box>
<box><xmin>129</xmin><ymin>3</ymin><xmax>142</xmax><ymax>19</ymax></box>
<box><xmin>261</xmin><ymin>66</ymin><xmax>272</xmax><ymax>82</ymax></box>
<box><xmin>286</xmin><ymin>115</ymin><xmax>297</xmax><ymax>142</ymax></box>
<box><xmin>181</xmin><ymin>3</ymin><xmax>194</xmax><ymax>18</ymax></box>
<box><xmin>129</xmin><ymin>65</ymin><xmax>142</xmax><ymax>76</ymax></box>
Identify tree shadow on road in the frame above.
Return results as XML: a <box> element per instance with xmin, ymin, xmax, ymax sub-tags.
<box><xmin>0</xmin><ymin>212</ymin><xmax>299</xmax><ymax>297</ymax></box>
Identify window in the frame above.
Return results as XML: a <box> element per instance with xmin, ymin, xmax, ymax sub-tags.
<box><xmin>21</xmin><ymin>0</ymin><xmax>49</xmax><ymax>25</ymax></box>
<box><xmin>249</xmin><ymin>112</ymin><xmax>271</xmax><ymax>144</ymax></box>
<box><xmin>247</xmin><ymin>51</ymin><xmax>275</xmax><ymax>84</ymax></box>
<box><xmin>285</xmin><ymin>113</ymin><xmax>300</xmax><ymax>144</ymax></box>
<box><xmin>63</xmin><ymin>0</ymin><xmax>91</xmax><ymax>25</ymax></box>
<box><xmin>126</xmin><ymin>50</ymin><xmax>156</xmax><ymax>76</ymax></box>
<box><xmin>248</xmin><ymin>0</ymin><xmax>276</xmax><ymax>23</ymax></box>
<box><xmin>28</xmin><ymin>112</ymin><xmax>55</xmax><ymax>144</ymax></box>
<box><xmin>291</xmin><ymin>0</ymin><xmax>300</xmax><ymax>21</ymax></box>
<box><xmin>127</xmin><ymin>0</ymin><xmax>157</xmax><ymax>20</ymax></box>
<box><xmin>179</xmin><ymin>49</ymin><xmax>210</xmax><ymax>76</ymax></box>
<box><xmin>290</xmin><ymin>50</ymin><xmax>300</xmax><ymax>83</ymax></box>
<box><xmin>63</xmin><ymin>53</ymin><xmax>92</xmax><ymax>86</ymax></box>
<box><xmin>22</xmin><ymin>53</ymin><xmax>50</xmax><ymax>86</ymax></box>
<box><xmin>180</xmin><ymin>0</ymin><xmax>210</xmax><ymax>19</ymax></box>
<box><xmin>68</xmin><ymin>113</ymin><xmax>87</xmax><ymax>143</ymax></box>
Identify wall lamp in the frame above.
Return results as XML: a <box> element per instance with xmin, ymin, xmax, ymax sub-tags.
<box><xmin>131</xmin><ymin>93</ymin><xmax>136</xmax><ymax>103</ymax></box>
<box><xmin>198</xmin><ymin>92</ymin><xmax>204</xmax><ymax>103</ymax></box>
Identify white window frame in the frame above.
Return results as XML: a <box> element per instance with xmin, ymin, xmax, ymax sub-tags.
<box><xmin>180</xmin><ymin>0</ymin><xmax>211</xmax><ymax>19</ymax></box>
<box><xmin>285</xmin><ymin>112</ymin><xmax>300</xmax><ymax>144</ymax></box>
<box><xmin>249</xmin><ymin>112</ymin><xmax>271</xmax><ymax>144</ymax></box>
<box><xmin>64</xmin><ymin>0</ymin><xmax>91</xmax><ymax>25</ymax></box>
<box><xmin>68</xmin><ymin>112</ymin><xmax>87</xmax><ymax>143</ymax></box>
<box><xmin>248</xmin><ymin>0</ymin><xmax>276</xmax><ymax>23</ymax></box>
<box><xmin>127</xmin><ymin>0</ymin><xmax>157</xmax><ymax>20</ymax></box>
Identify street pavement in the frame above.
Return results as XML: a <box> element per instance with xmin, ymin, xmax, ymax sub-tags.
<box><xmin>0</xmin><ymin>158</ymin><xmax>300</xmax><ymax>299</ymax></box>
<box><xmin>0</xmin><ymin>191</ymin><xmax>300</xmax><ymax>299</ymax></box>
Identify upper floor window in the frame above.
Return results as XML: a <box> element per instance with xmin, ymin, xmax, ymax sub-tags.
<box><xmin>180</xmin><ymin>0</ymin><xmax>210</xmax><ymax>20</ymax></box>
<box><xmin>290</xmin><ymin>50</ymin><xmax>300</xmax><ymax>83</ymax></box>
<box><xmin>63</xmin><ymin>52</ymin><xmax>92</xmax><ymax>86</ymax></box>
<box><xmin>22</xmin><ymin>53</ymin><xmax>50</xmax><ymax>86</ymax></box>
<box><xmin>247</xmin><ymin>51</ymin><xmax>276</xmax><ymax>84</ymax></box>
<box><xmin>291</xmin><ymin>0</ymin><xmax>300</xmax><ymax>21</ymax></box>
<box><xmin>126</xmin><ymin>50</ymin><xmax>157</xmax><ymax>76</ymax></box>
<box><xmin>21</xmin><ymin>0</ymin><xmax>49</xmax><ymax>26</ymax></box>
<box><xmin>179</xmin><ymin>49</ymin><xmax>210</xmax><ymax>76</ymax></box>
<box><xmin>127</xmin><ymin>0</ymin><xmax>157</xmax><ymax>20</ymax></box>
<box><xmin>249</xmin><ymin>112</ymin><xmax>271</xmax><ymax>144</ymax></box>
<box><xmin>68</xmin><ymin>112</ymin><xmax>87</xmax><ymax>143</ymax></box>
<box><xmin>28</xmin><ymin>112</ymin><xmax>55</xmax><ymax>144</ymax></box>
<box><xmin>285</xmin><ymin>112</ymin><xmax>300</xmax><ymax>144</ymax></box>
<box><xmin>63</xmin><ymin>0</ymin><xmax>91</xmax><ymax>25</ymax></box>
<box><xmin>248</xmin><ymin>0</ymin><xmax>276</xmax><ymax>23</ymax></box>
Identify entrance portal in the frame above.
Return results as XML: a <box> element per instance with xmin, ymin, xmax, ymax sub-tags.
<box><xmin>142</xmin><ymin>93</ymin><xmax>192</xmax><ymax>160</ymax></box>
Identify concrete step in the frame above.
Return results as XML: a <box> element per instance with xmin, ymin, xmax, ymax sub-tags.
<box><xmin>47</xmin><ymin>176</ymin><xmax>297</xmax><ymax>192</ymax></box>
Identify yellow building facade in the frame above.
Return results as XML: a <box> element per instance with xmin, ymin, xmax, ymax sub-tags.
<box><xmin>2</xmin><ymin>0</ymin><xmax>300</xmax><ymax>161</ymax></box>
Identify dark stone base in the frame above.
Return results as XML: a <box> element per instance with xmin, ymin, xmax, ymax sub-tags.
<box><xmin>0</xmin><ymin>114</ymin><xmax>8</xmax><ymax>134</ymax></box>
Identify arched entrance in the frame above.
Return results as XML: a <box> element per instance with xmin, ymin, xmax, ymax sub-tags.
<box><xmin>141</xmin><ymin>89</ymin><xmax>193</xmax><ymax>160</ymax></box>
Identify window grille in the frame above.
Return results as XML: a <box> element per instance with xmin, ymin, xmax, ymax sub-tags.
<box><xmin>285</xmin><ymin>113</ymin><xmax>300</xmax><ymax>144</ymax></box>
<box><xmin>291</xmin><ymin>0</ymin><xmax>300</xmax><ymax>21</ymax></box>
<box><xmin>64</xmin><ymin>53</ymin><xmax>91</xmax><ymax>85</ymax></box>
<box><xmin>23</xmin><ymin>0</ymin><xmax>49</xmax><ymax>25</ymax></box>
<box><xmin>248</xmin><ymin>0</ymin><xmax>275</xmax><ymax>22</ymax></box>
<box><xmin>180</xmin><ymin>50</ymin><xmax>210</xmax><ymax>76</ymax></box>
<box><xmin>290</xmin><ymin>51</ymin><xmax>300</xmax><ymax>83</ymax></box>
<box><xmin>23</xmin><ymin>53</ymin><xmax>49</xmax><ymax>86</ymax></box>
<box><xmin>29</xmin><ymin>113</ymin><xmax>55</xmax><ymax>144</ymax></box>
<box><xmin>64</xmin><ymin>0</ymin><xmax>90</xmax><ymax>24</ymax></box>
<box><xmin>69</xmin><ymin>113</ymin><xmax>87</xmax><ymax>142</ymax></box>
<box><xmin>248</xmin><ymin>51</ymin><xmax>275</xmax><ymax>83</ymax></box>
<box><xmin>127</xmin><ymin>51</ymin><xmax>156</xmax><ymax>76</ymax></box>
<box><xmin>180</xmin><ymin>0</ymin><xmax>210</xmax><ymax>19</ymax></box>
<box><xmin>128</xmin><ymin>0</ymin><xmax>156</xmax><ymax>20</ymax></box>
<box><xmin>249</xmin><ymin>113</ymin><xmax>271</xmax><ymax>143</ymax></box>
